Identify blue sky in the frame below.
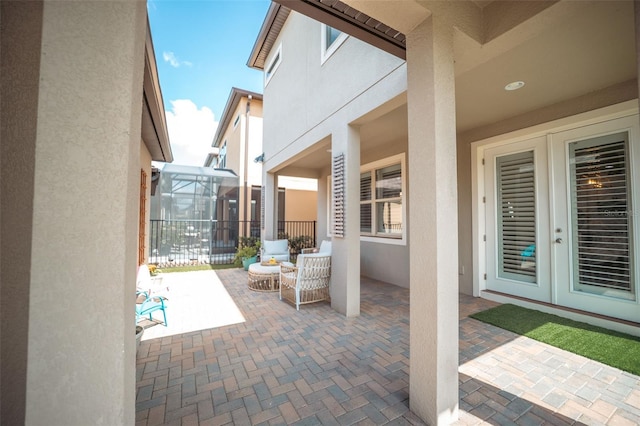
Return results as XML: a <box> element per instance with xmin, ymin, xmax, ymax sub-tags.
<box><xmin>147</xmin><ymin>0</ymin><xmax>271</xmax><ymax>166</ymax></box>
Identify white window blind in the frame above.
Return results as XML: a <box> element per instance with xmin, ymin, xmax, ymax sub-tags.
<box><xmin>359</xmin><ymin>158</ymin><xmax>404</xmax><ymax>238</ymax></box>
<box><xmin>496</xmin><ymin>151</ymin><xmax>536</xmax><ymax>282</ymax></box>
<box><xmin>569</xmin><ymin>133</ymin><xmax>633</xmax><ymax>295</ymax></box>
<box><xmin>360</xmin><ymin>172</ymin><xmax>371</xmax><ymax>233</ymax></box>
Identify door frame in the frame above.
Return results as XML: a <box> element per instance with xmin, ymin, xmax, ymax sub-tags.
<box><xmin>472</xmin><ymin>100</ymin><xmax>638</xmax><ymax>300</ymax></box>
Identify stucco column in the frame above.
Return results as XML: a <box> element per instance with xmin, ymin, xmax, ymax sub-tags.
<box><xmin>406</xmin><ymin>14</ymin><xmax>459</xmax><ymax>425</ymax></box>
<box><xmin>330</xmin><ymin>124</ymin><xmax>361</xmax><ymax>317</ymax></box>
<box><xmin>1</xmin><ymin>3</ymin><xmax>43</xmax><ymax>424</ymax></box>
<box><xmin>9</xmin><ymin>2</ymin><xmax>147</xmax><ymax>425</ymax></box>
<box><xmin>263</xmin><ymin>171</ymin><xmax>278</xmax><ymax>240</ymax></box>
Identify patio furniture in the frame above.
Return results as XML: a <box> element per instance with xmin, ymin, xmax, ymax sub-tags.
<box><xmin>136</xmin><ymin>264</ymin><xmax>169</xmax><ymax>298</ymax></box>
<box><xmin>136</xmin><ymin>291</ymin><xmax>168</xmax><ymax>326</ymax></box>
<box><xmin>261</xmin><ymin>239</ymin><xmax>290</xmax><ymax>262</ymax></box>
<box><xmin>279</xmin><ymin>253</ymin><xmax>331</xmax><ymax>310</ymax></box>
<box><xmin>247</xmin><ymin>262</ymin><xmax>280</xmax><ymax>292</ymax></box>
<box><xmin>301</xmin><ymin>240</ymin><xmax>331</xmax><ymax>255</ymax></box>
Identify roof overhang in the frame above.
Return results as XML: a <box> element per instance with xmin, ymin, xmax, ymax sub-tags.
<box><xmin>141</xmin><ymin>19</ymin><xmax>173</xmax><ymax>163</ymax></box>
<box><xmin>248</xmin><ymin>0</ymin><xmax>407</xmax><ymax>71</ymax></box>
<box><xmin>210</xmin><ymin>87</ymin><xmax>263</xmax><ymax>148</ymax></box>
<box><xmin>248</xmin><ymin>3</ymin><xmax>292</xmax><ymax>70</ymax></box>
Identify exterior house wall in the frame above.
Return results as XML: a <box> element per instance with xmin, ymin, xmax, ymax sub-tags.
<box><xmin>284</xmin><ymin>189</ymin><xmax>317</xmax><ymax>221</ymax></box>
<box><xmin>223</xmin><ymin>102</ymin><xmax>245</xmax><ymax>177</ymax></box>
<box><xmin>262</xmin><ymin>11</ymin><xmax>409</xmax><ymax>287</ymax></box>
<box><xmin>213</xmin><ymin>94</ymin><xmax>264</xmax><ymax>226</ymax></box>
<box><xmin>263</xmin><ymin>12</ymin><xmax>405</xmax><ymax>160</ymax></box>
<box><xmin>247</xmin><ymin>114</ymin><xmax>264</xmax><ymax>186</ymax></box>
<box><xmin>360</xmin><ymin>136</ymin><xmax>410</xmax><ymax>287</ymax></box>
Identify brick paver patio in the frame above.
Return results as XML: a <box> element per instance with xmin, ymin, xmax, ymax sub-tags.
<box><xmin>136</xmin><ymin>269</ymin><xmax>640</xmax><ymax>425</ymax></box>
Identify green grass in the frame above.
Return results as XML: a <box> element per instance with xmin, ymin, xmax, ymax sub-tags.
<box><xmin>470</xmin><ymin>304</ymin><xmax>640</xmax><ymax>376</ymax></box>
<box><xmin>156</xmin><ymin>264</ymin><xmax>239</xmax><ymax>273</ymax></box>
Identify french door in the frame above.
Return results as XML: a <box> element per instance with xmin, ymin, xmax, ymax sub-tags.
<box><xmin>485</xmin><ymin>136</ymin><xmax>551</xmax><ymax>302</ymax></box>
<box><xmin>484</xmin><ymin>115</ymin><xmax>640</xmax><ymax>322</ymax></box>
<box><xmin>551</xmin><ymin>116</ymin><xmax>639</xmax><ymax>322</ymax></box>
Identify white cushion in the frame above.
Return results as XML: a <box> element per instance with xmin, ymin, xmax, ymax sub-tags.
<box><xmin>319</xmin><ymin>240</ymin><xmax>332</xmax><ymax>254</ymax></box>
<box><xmin>248</xmin><ymin>263</ymin><xmax>279</xmax><ymax>273</ymax></box>
<box><xmin>263</xmin><ymin>239</ymin><xmax>288</xmax><ymax>255</ymax></box>
<box><xmin>136</xmin><ymin>264</ymin><xmax>151</xmax><ymax>288</ymax></box>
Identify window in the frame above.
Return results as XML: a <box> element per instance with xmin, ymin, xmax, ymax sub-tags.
<box><xmin>233</xmin><ymin>114</ymin><xmax>240</xmax><ymax>129</ymax></box>
<box><xmin>321</xmin><ymin>24</ymin><xmax>348</xmax><ymax>64</ymax></box>
<box><xmin>264</xmin><ymin>43</ymin><xmax>282</xmax><ymax>85</ymax></box>
<box><xmin>569</xmin><ymin>132</ymin><xmax>634</xmax><ymax>298</ymax></box>
<box><xmin>496</xmin><ymin>151</ymin><xmax>537</xmax><ymax>283</ymax></box>
<box><xmin>218</xmin><ymin>141</ymin><xmax>227</xmax><ymax>169</ymax></box>
<box><xmin>360</xmin><ymin>154</ymin><xmax>405</xmax><ymax>242</ymax></box>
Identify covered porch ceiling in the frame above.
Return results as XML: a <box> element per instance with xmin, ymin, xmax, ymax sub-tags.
<box><xmin>273</xmin><ymin>0</ymin><xmax>637</xmax><ymax>177</ymax></box>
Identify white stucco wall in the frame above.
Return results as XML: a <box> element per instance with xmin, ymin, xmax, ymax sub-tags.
<box><xmin>262</xmin><ymin>11</ymin><xmax>409</xmax><ymax>288</ymax></box>
<box><xmin>247</xmin><ymin>115</ymin><xmax>264</xmax><ymax>186</ymax></box>
<box><xmin>263</xmin><ymin>12</ymin><xmax>405</xmax><ymax>159</ymax></box>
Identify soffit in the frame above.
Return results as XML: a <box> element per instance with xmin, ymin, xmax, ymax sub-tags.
<box><xmin>255</xmin><ymin>0</ymin><xmax>407</xmax><ymax>64</ymax></box>
<box><xmin>275</xmin><ymin>104</ymin><xmax>408</xmax><ymax>175</ymax></box>
<box><xmin>272</xmin><ymin>0</ymin><xmax>636</xmax><ymax>174</ymax></box>
<box><xmin>455</xmin><ymin>0</ymin><xmax>636</xmax><ymax>132</ymax></box>
<box><xmin>248</xmin><ymin>3</ymin><xmax>291</xmax><ymax>69</ymax></box>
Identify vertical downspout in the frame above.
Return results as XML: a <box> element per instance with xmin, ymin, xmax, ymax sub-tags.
<box><xmin>243</xmin><ymin>95</ymin><xmax>252</xmax><ymax>237</ymax></box>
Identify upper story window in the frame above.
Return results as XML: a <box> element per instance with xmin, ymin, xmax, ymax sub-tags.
<box><xmin>360</xmin><ymin>154</ymin><xmax>405</xmax><ymax>244</ymax></box>
<box><xmin>233</xmin><ymin>114</ymin><xmax>240</xmax><ymax>129</ymax></box>
<box><xmin>264</xmin><ymin>43</ymin><xmax>282</xmax><ymax>86</ymax></box>
<box><xmin>218</xmin><ymin>141</ymin><xmax>227</xmax><ymax>169</ymax></box>
<box><xmin>321</xmin><ymin>24</ymin><xmax>348</xmax><ymax>64</ymax></box>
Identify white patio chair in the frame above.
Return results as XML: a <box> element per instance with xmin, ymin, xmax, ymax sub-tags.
<box><xmin>279</xmin><ymin>241</ymin><xmax>331</xmax><ymax>310</ymax></box>
<box><xmin>136</xmin><ymin>264</ymin><xmax>169</xmax><ymax>299</ymax></box>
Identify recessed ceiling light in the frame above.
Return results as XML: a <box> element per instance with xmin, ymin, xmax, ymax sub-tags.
<box><xmin>505</xmin><ymin>81</ymin><xmax>525</xmax><ymax>91</ymax></box>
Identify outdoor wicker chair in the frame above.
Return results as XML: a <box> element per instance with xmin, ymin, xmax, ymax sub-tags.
<box><xmin>279</xmin><ymin>250</ymin><xmax>331</xmax><ymax>310</ymax></box>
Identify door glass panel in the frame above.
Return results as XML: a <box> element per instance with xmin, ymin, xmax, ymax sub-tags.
<box><xmin>569</xmin><ymin>132</ymin><xmax>634</xmax><ymax>299</ymax></box>
<box><xmin>496</xmin><ymin>151</ymin><xmax>537</xmax><ymax>283</ymax></box>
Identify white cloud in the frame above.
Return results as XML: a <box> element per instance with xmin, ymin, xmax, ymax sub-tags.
<box><xmin>162</xmin><ymin>51</ymin><xmax>192</xmax><ymax>68</ymax></box>
<box><xmin>163</xmin><ymin>99</ymin><xmax>218</xmax><ymax>167</ymax></box>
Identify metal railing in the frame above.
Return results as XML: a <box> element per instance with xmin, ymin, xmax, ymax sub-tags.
<box><xmin>148</xmin><ymin>220</ymin><xmax>316</xmax><ymax>266</ymax></box>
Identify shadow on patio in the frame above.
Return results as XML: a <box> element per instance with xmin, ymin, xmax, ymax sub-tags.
<box><xmin>136</xmin><ymin>268</ymin><xmax>640</xmax><ymax>425</ymax></box>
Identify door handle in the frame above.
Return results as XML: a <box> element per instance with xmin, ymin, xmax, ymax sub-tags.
<box><xmin>555</xmin><ymin>238</ymin><xmax>563</xmax><ymax>244</ymax></box>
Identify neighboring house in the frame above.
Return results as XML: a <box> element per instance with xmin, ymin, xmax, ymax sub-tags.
<box><xmin>204</xmin><ymin>87</ymin><xmax>317</xmax><ymax>239</ymax></box>
<box><xmin>250</xmin><ymin>1</ymin><xmax>639</xmax><ymax>423</ymax></box>
<box><xmin>204</xmin><ymin>88</ymin><xmax>264</xmax><ymax>237</ymax></box>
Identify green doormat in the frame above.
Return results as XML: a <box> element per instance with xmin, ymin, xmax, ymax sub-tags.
<box><xmin>470</xmin><ymin>304</ymin><xmax>640</xmax><ymax>376</ymax></box>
